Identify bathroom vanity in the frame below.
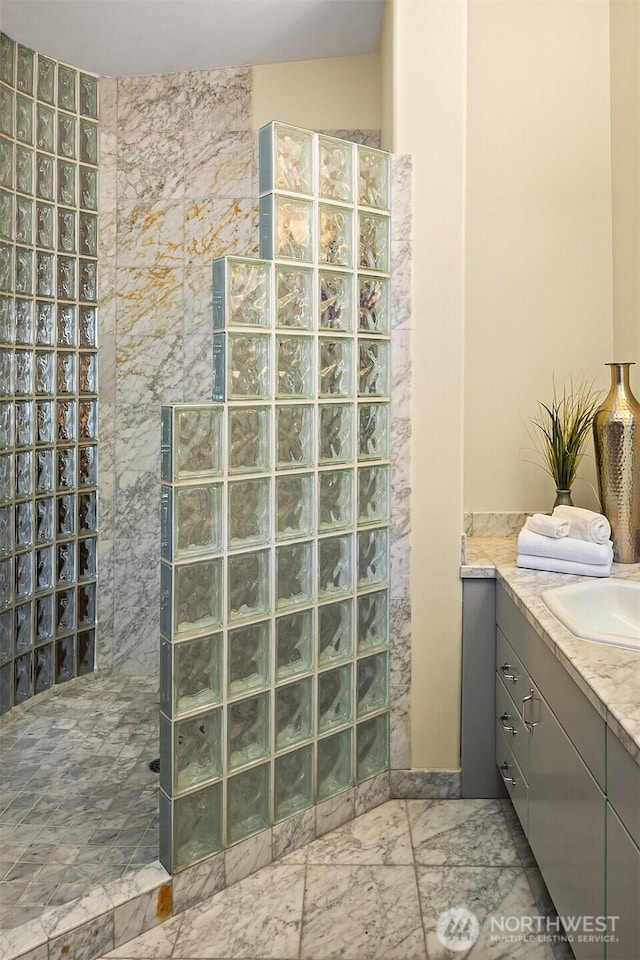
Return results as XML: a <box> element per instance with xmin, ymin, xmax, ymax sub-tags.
<box><xmin>461</xmin><ymin>539</ymin><xmax>640</xmax><ymax>960</ymax></box>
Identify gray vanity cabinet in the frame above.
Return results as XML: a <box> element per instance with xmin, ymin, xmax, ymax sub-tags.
<box><xmin>606</xmin><ymin>805</ymin><xmax>640</xmax><ymax>960</ymax></box>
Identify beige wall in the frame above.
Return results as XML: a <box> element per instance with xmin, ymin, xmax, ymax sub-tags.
<box><xmin>252</xmin><ymin>54</ymin><xmax>381</xmax><ymax>130</ymax></box>
<box><xmin>610</xmin><ymin>0</ymin><xmax>640</xmax><ymax>365</ymax></box>
<box><xmin>464</xmin><ymin>0</ymin><xmax>614</xmax><ymax>514</ymax></box>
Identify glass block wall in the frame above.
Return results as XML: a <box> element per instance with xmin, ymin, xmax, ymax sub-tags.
<box><xmin>0</xmin><ymin>33</ymin><xmax>99</xmax><ymax>715</ymax></box>
<box><xmin>159</xmin><ymin>123</ymin><xmax>391</xmax><ymax>872</ymax></box>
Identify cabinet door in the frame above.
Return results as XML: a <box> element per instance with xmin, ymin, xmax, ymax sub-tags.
<box><xmin>606</xmin><ymin>804</ymin><xmax>640</xmax><ymax>960</ymax></box>
<box><xmin>528</xmin><ymin>688</ymin><xmax>606</xmax><ymax>960</ymax></box>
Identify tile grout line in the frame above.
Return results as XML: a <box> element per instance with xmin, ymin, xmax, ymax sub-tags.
<box><xmin>404</xmin><ymin>798</ymin><xmax>429</xmax><ymax>960</ymax></box>
<box><xmin>297</xmin><ymin>855</ymin><xmax>309</xmax><ymax>960</ymax></box>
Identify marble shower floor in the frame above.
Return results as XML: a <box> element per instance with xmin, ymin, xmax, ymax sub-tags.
<box><xmin>0</xmin><ymin>675</ymin><xmax>159</xmax><ymax>929</ymax></box>
<box><xmin>103</xmin><ymin>799</ymin><xmax>573</xmax><ymax>960</ymax></box>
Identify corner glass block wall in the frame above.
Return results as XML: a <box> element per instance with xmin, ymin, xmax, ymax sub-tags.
<box><xmin>0</xmin><ymin>33</ymin><xmax>99</xmax><ymax>715</ymax></box>
<box><xmin>159</xmin><ymin>123</ymin><xmax>391</xmax><ymax>871</ymax></box>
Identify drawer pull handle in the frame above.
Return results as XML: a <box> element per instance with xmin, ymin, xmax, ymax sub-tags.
<box><xmin>500</xmin><ymin>713</ymin><xmax>517</xmax><ymax>735</ymax></box>
<box><xmin>500</xmin><ymin>761</ymin><xmax>517</xmax><ymax>787</ymax></box>
<box><xmin>500</xmin><ymin>663</ymin><xmax>520</xmax><ymax>683</ymax></box>
<box><xmin>522</xmin><ymin>690</ymin><xmax>539</xmax><ymax>732</ymax></box>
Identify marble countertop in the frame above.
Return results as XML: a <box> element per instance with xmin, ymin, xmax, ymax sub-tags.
<box><xmin>461</xmin><ymin>536</ymin><xmax>640</xmax><ymax>767</ymax></box>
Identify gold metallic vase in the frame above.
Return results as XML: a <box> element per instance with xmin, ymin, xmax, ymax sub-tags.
<box><xmin>593</xmin><ymin>362</ymin><xmax>640</xmax><ymax>563</ymax></box>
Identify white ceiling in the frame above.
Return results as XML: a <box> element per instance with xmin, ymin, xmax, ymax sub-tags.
<box><xmin>0</xmin><ymin>0</ymin><xmax>385</xmax><ymax>77</ymax></box>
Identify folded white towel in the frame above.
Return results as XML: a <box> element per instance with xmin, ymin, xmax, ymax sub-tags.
<box><xmin>525</xmin><ymin>514</ymin><xmax>569</xmax><ymax>539</ymax></box>
<box><xmin>517</xmin><ymin>528</ymin><xmax>613</xmax><ymax>565</ymax></box>
<box><xmin>517</xmin><ymin>554</ymin><xmax>611</xmax><ymax>578</ymax></box>
<box><xmin>552</xmin><ymin>505</ymin><xmax>611</xmax><ymax>544</ymax></box>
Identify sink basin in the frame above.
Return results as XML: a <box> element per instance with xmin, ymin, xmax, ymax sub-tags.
<box><xmin>541</xmin><ymin>580</ymin><xmax>640</xmax><ymax>650</ymax></box>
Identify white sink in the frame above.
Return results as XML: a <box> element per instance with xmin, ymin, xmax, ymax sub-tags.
<box><xmin>541</xmin><ymin>580</ymin><xmax>640</xmax><ymax>650</ymax></box>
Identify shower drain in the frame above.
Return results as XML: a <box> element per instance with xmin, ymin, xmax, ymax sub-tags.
<box><xmin>148</xmin><ymin>758</ymin><xmax>160</xmax><ymax>773</ymax></box>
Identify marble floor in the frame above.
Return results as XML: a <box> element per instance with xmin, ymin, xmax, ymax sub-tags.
<box><xmin>102</xmin><ymin>798</ymin><xmax>573</xmax><ymax>960</ymax></box>
<box><xmin>0</xmin><ymin>675</ymin><xmax>159</xmax><ymax>929</ymax></box>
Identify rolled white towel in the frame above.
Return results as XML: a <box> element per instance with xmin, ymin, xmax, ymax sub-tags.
<box><xmin>552</xmin><ymin>505</ymin><xmax>611</xmax><ymax>544</ymax></box>
<box><xmin>517</xmin><ymin>528</ymin><xmax>613</xmax><ymax>565</ymax></box>
<box><xmin>525</xmin><ymin>514</ymin><xmax>569</xmax><ymax>539</ymax></box>
<box><xmin>517</xmin><ymin>553</ymin><xmax>611</xmax><ymax>578</ymax></box>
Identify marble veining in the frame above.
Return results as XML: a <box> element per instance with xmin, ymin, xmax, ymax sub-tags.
<box><xmin>306</xmin><ymin>799</ymin><xmax>412</xmax><ymax>865</ymax></box>
<box><xmin>407</xmin><ymin>798</ymin><xmax>521</xmax><ymax>866</ymax></box>
<box><xmin>391</xmin><ymin>770</ymin><xmax>461</xmax><ymax>800</ymax></box>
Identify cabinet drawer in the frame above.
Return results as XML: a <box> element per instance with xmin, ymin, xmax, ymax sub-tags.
<box><xmin>497</xmin><ymin>584</ymin><xmax>606</xmax><ymax>789</ymax></box>
<box><xmin>607</xmin><ymin>727</ymin><xmax>640</xmax><ymax>849</ymax></box>
<box><xmin>496</xmin><ymin>720</ymin><xmax>528</xmax><ymax>833</ymax></box>
<box><xmin>496</xmin><ymin>673</ymin><xmax>529</xmax><ymax>780</ymax></box>
<box><xmin>496</xmin><ymin>627</ymin><xmax>532</xmax><ymax>705</ymax></box>
<box><xmin>606</xmin><ymin>804</ymin><xmax>640</xmax><ymax>960</ymax></box>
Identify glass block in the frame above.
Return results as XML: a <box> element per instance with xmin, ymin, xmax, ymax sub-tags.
<box><xmin>56</xmin><ymin>399</ymin><xmax>76</xmax><ymax>440</ymax></box>
<box><xmin>15</xmin><ymin>653</ymin><xmax>33</xmax><ymax>704</ymax></box>
<box><xmin>35</xmin><ymin>497</ymin><xmax>53</xmax><ymax>542</ymax></box>
<box><xmin>318</xmin><ymin>534</ymin><xmax>352</xmax><ymax>598</ymax></box>
<box><xmin>213</xmin><ymin>257</ymin><xmax>270</xmax><ymax>328</ymax></box>
<box><xmin>0</xmin><ymin>138</ymin><xmax>13</xmax><ymax>190</ymax></box>
<box><xmin>78</xmin><ymin>537</ymin><xmax>97</xmax><ymax>579</ymax></box>
<box><xmin>79</xmin><ymin>165</ymin><xmax>97</xmax><ymax>210</ymax></box>
<box><xmin>15</xmin><ymin>298</ymin><xmax>33</xmax><ymax>343</ymax></box>
<box><xmin>260</xmin><ymin>122</ymin><xmax>313</xmax><ymax>195</ymax></box>
<box><xmin>173</xmin><ymin>781</ymin><xmax>222</xmax><ymax>870</ymax></box>
<box><xmin>358</xmin><ymin>402</ymin><xmax>390</xmax><ymax>461</ymax></box>
<box><xmin>57</xmin><ymin>256</ymin><xmax>76</xmax><ymax>301</ymax></box>
<box><xmin>276</xmin><ymin>336</ymin><xmax>313</xmax><ymax>398</ymax></box>
<box><xmin>79</xmin><ymin>120</ymin><xmax>98</xmax><ymax>165</ymax></box>
<box><xmin>226</xmin><ymin>762</ymin><xmax>270</xmax><ymax>844</ymax></box>
<box><xmin>276</xmin><ymin>609</ymin><xmax>313</xmax><ymax>681</ymax></box>
<box><xmin>77</xmin><ymin>628</ymin><xmax>95</xmax><ymax>675</ymax></box>
<box><xmin>0</xmin><ymin>348</ymin><xmax>11</xmax><ymax>393</ymax></box>
<box><xmin>162</xmin><ymin>405</ymin><xmax>223</xmax><ymax>482</ymax></box>
<box><xmin>319</xmin><ymin>204</ymin><xmax>353</xmax><ymax>268</ymax></box>
<box><xmin>319</xmin><ymin>468</ymin><xmax>353</xmax><ymax>532</ymax></box>
<box><xmin>15</xmin><ymin>400</ymin><xmax>33</xmax><ymax>446</ymax></box>
<box><xmin>170</xmin><ymin>633</ymin><xmax>222</xmax><ymax>717</ymax></box>
<box><xmin>276</xmin><ymin>677</ymin><xmax>312</xmax><ymax>750</ymax></box>
<box><xmin>0</xmin><ymin>296</ymin><xmax>12</xmax><ymax>345</ymax></box>
<box><xmin>79</xmin><ymin>352</ymin><xmax>97</xmax><ymax>393</ymax></box>
<box><xmin>0</xmin><ymin>557</ymin><xmax>10</xmax><ymax>608</ymax></box>
<box><xmin>173</xmin><ymin>708</ymin><xmax>222</xmax><ymax>792</ymax></box>
<box><xmin>79</xmin><ymin>258</ymin><xmax>97</xmax><ymax>302</ymax></box>
<box><xmin>276</xmin><ymin>404</ymin><xmax>313</xmax><ymax>470</ymax></box>
<box><xmin>16</xmin><ymin>500</ymin><xmax>33</xmax><ymax>549</ymax></box>
<box><xmin>318</xmin><ymin>663</ymin><xmax>352</xmax><ymax>734</ymax></box>
<box><xmin>359</xmin><ymin>212</ymin><xmax>390</xmax><ymax>272</ymax></box>
<box><xmin>35</xmin><ymin>350</ymin><xmax>54</xmax><ymax>394</ymax></box>
<box><xmin>0</xmin><ymin>606</ymin><xmax>11</xmax><ymax>658</ymax></box>
<box><xmin>58</xmin><ymin>160</ymin><xmax>76</xmax><ymax>206</ymax></box>
<box><xmin>228</xmin><ymin>478</ymin><xmax>270</xmax><ymax>548</ymax></box>
<box><xmin>57</xmin><ymin>352</ymin><xmax>75</xmax><ymax>393</ymax></box>
<box><xmin>15</xmin><ymin>601</ymin><xmax>33</xmax><ymax>650</ymax></box>
<box><xmin>78</xmin><ymin>400</ymin><xmax>98</xmax><ymax>440</ymax></box>
<box><xmin>0</xmin><ymin>453</ymin><xmax>10</xmax><ymax>503</ymax></box>
<box><xmin>79</xmin><ymin>73</ymin><xmax>98</xmax><ymax>119</ymax></box>
<box><xmin>359</xmin><ymin>339</ymin><xmax>390</xmax><ymax>397</ymax></box>
<box><xmin>276</xmin><ymin>541</ymin><xmax>312</xmax><ymax>610</ymax></box>
<box><xmin>227</xmin><ymin>693</ymin><xmax>270</xmax><ymax>770</ymax></box>
<box><xmin>276</xmin><ymin>473</ymin><xmax>313</xmax><ymax>540</ymax></box>
<box><xmin>15</xmin><ymin>246</ymin><xmax>33</xmax><ymax>295</ymax></box>
<box><xmin>36</xmin><ymin>401</ymin><xmax>54</xmax><ymax>442</ymax></box>
<box><xmin>79</xmin><ymin>306</ymin><xmax>97</xmax><ymax>348</ymax></box>
<box><xmin>79</xmin><ymin>213</ymin><xmax>97</xmax><ymax>257</ymax></box>
<box><xmin>16</xmin><ymin>44</ymin><xmax>34</xmax><ymax>94</ymax></box>
<box><xmin>319</xmin><ymin>136</ymin><xmax>353</xmax><ymax>202</ymax></box>
<box><xmin>78</xmin><ymin>493</ymin><xmax>97</xmax><ymax>535</ymax></box>
<box><xmin>0</xmin><ymin>35</ymin><xmax>14</xmax><ymax>86</ymax></box>
<box><xmin>268</xmin><ymin>194</ymin><xmax>313</xmax><ymax>262</ymax></box>
<box><xmin>319</xmin><ymin>338</ymin><xmax>353</xmax><ymax>397</ymax></box>
<box><xmin>34</xmin><ymin>643</ymin><xmax>53</xmax><ymax>694</ymax></box>
<box><xmin>358</xmin><ymin>590</ymin><xmax>388</xmax><ymax>652</ymax></box>
<box><xmin>162</xmin><ymin>483</ymin><xmax>222</xmax><ymax>561</ymax></box>
<box><xmin>275</xmin><ymin>265</ymin><xmax>313</xmax><ymax>329</ymax></box>
<box><xmin>15</xmin><ymin>449</ymin><xmax>33</xmax><ymax>497</ymax></box>
<box><xmin>17</xmin><ymin>197</ymin><xmax>34</xmax><ymax>246</ymax></box>
<box><xmin>57</xmin><ymin>65</ymin><xmax>76</xmax><ymax>112</ymax></box>
<box><xmin>36</xmin><ymin>202</ymin><xmax>54</xmax><ymax>249</ymax></box>
<box><xmin>357</xmin><ymin>527</ymin><xmax>389</xmax><ymax>587</ymax></box>
<box><xmin>274</xmin><ymin>744</ymin><xmax>313</xmax><ymax>821</ymax></box>
<box><xmin>36</xmin><ymin>546</ymin><xmax>54</xmax><ymax>592</ymax></box>
<box><xmin>36</xmin><ymin>447</ymin><xmax>54</xmax><ymax>493</ymax></box>
<box><xmin>227</xmin><ymin>333</ymin><xmax>270</xmax><ymax>400</ymax></box>
<box><xmin>0</xmin><ymin>86</ymin><xmax>13</xmax><ymax>138</ymax></box>
<box><xmin>0</xmin><ymin>242</ymin><xmax>11</xmax><ymax>291</ymax></box>
<box><xmin>36</xmin><ymin>593</ymin><xmax>54</xmax><ymax>639</ymax></box>
<box><xmin>58</xmin><ymin>209</ymin><xmax>77</xmax><ymax>254</ymax></box>
<box><xmin>0</xmin><ymin>506</ymin><xmax>10</xmax><ymax>556</ymax></box>
<box><xmin>56</xmin><ymin>493</ymin><xmax>75</xmax><ymax>536</ymax></box>
<box><xmin>35</xmin><ymin>251</ymin><xmax>54</xmax><ymax>296</ymax></box>
<box><xmin>317</xmin><ymin>728</ymin><xmax>352</xmax><ymax>801</ymax></box>
<box><xmin>0</xmin><ymin>400</ymin><xmax>10</xmax><ymax>448</ymax></box>
<box><xmin>0</xmin><ymin>661</ymin><xmax>11</xmax><ymax>714</ymax></box>
<box><xmin>357</xmin><ymin>652</ymin><xmax>388</xmax><ymax>717</ymax></box>
<box><xmin>358</xmin><ymin>465</ymin><xmax>390</xmax><ymax>525</ymax></box>
<box><xmin>36</xmin><ymin>153</ymin><xmax>54</xmax><ymax>200</ymax></box>
<box><xmin>56</xmin><ymin>540</ymin><xmax>75</xmax><ymax>583</ymax></box>
<box><xmin>227</xmin><ymin>620</ymin><xmax>270</xmax><ymax>696</ymax></box>
<box><xmin>358</xmin><ymin>147</ymin><xmax>390</xmax><ymax>210</ymax></box>
<box><xmin>357</xmin><ymin>713</ymin><xmax>389</xmax><ymax>781</ymax></box>
<box><xmin>227</xmin><ymin>406</ymin><xmax>269</xmax><ymax>475</ymax></box>
<box><xmin>227</xmin><ymin>549</ymin><xmax>269</xmax><ymax>621</ymax></box>
<box><xmin>56</xmin><ymin>305</ymin><xmax>76</xmax><ymax>348</ymax></box>
<box><xmin>0</xmin><ymin>190</ymin><xmax>10</xmax><ymax>244</ymax></box>
<box><xmin>318</xmin><ymin>598</ymin><xmax>353</xmax><ymax>666</ymax></box>
<box><xmin>36</xmin><ymin>104</ymin><xmax>55</xmax><ymax>152</ymax></box>
<box><xmin>77</xmin><ymin>582</ymin><xmax>95</xmax><ymax>625</ymax></box>
<box><xmin>167</xmin><ymin>557</ymin><xmax>223</xmax><ymax>639</ymax></box>
<box><xmin>37</xmin><ymin>56</ymin><xmax>56</xmax><ymax>104</ymax></box>
<box><xmin>16</xmin><ymin>144</ymin><xmax>32</xmax><ymax>194</ymax></box>
<box><xmin>319</xmin><ymin>270</ymin><xmax>353</xmax><ymax>332</ymax></box>
<box><xmin>15</xmin><ymin>94</ymin><xmax>33</xmax><ymax>145</ymax></box>
<box><xmin>56</xmin><ymin>589</ymin><xmax>75</xmax><ymax>635</ymax></box>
